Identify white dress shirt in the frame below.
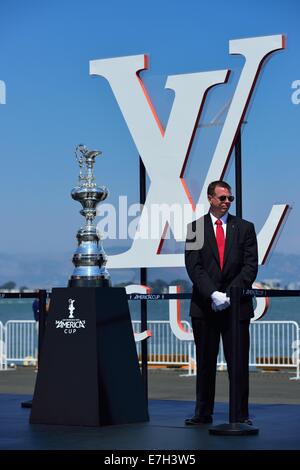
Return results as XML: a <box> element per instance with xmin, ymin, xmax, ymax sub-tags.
<box><xmin>209</xmin><ymin>212</ymin><xmax>228</xmax><ymax>237</ymax></box>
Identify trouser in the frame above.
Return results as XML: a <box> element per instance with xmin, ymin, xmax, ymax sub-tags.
<box><xmin>192</xmin><ymin>314</ymin><xmax>250</xmax><ymax>420</ymax></box>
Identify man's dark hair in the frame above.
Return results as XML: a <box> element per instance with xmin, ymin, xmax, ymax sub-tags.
<box><xmin>207</xmin><ymin>180</ymin><xmax>232</xmax><ymax>196</ymax></box>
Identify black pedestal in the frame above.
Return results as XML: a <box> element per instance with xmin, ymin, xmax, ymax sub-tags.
<box><xmin>30</xmin><ymin>287</ymin><xmax>149</xmax><ymax>426</ymax></box>
<box><xmin>68</xmin><ymin>278</ymin><xmax>111</xmax><ymax>288</ymax></box>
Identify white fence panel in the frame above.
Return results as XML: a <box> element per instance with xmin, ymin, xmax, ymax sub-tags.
<box><xmin>207</xmin><ymin>320</ymin><xmax>300</xmax><ymax>378</ymax></box>
<box><xmin>133</xmin><ymin>320</ymin><xmax>299</xmax><ymax>378</ymax></box>
<box><xmin>5</xmin><ymin>320</ymin><xmax>37</xmax><ymax>365</ymax></box>
<box><xmin>249</xmin><ymin>321</ymin><xmax>299</xmax><ymax>378</ymax></box>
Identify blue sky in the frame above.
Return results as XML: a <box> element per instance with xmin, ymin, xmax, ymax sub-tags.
<box><xmin>0</xmin><ymin>0</ymin><xmax>299</xmax><ymax>266</ymax></box>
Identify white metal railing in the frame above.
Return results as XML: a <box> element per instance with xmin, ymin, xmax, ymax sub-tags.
<box><xmin>250</xmin><ymin>320</ymin><xmax>299</xmax><ymax>379</ymax></box>
<box><xmin>1</xmin><ymin>319</ymin><xmax>299</xmax><ymax>379</ymax></box>
<box><xmin>134</xmin><ymin>320</ymin><xmax>300</xmax><ymax>379</ymax></box>
<box><xmin>204</xmin><ymin>320</ymin><xmax>300</xmax><ymax>379</ymax></box>
<box><xmin>0</xmin><ymin>321</ymin><xmax>7</xmax><ymax>370</ymax></box>
<box><xmin>5</xmin><ymin>320</ymin><xmax>37</xmax><ymax>365</ymax></box>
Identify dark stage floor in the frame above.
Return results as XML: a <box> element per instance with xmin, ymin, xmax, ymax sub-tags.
<box><xmin>0</xmin><ymin>393</ymin><xmax>300</xmax><ymax>451</ymax></box>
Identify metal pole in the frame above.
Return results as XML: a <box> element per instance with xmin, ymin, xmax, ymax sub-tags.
<box><xmin>37</xmin><ymin>289</ymin><xmax>47</xmax><ymax>364</ymax></box>
<box><xmin>139</xmin><ymin>156</ymin><xmax>148</xmax><ymax>403</ymax></box>
<box><xmin>235</xmin><ymin>129</ymin><xmax>242</xmax><ymax>218</ymax></box>
<box><xmin>229</xmin><ymin>286</ymin><xmax>240</xmax><ymax>423</ymax></box>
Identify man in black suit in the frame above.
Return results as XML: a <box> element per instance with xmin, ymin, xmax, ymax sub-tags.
<box><xmin>185</xmin><ymin>180</ymin><xmax>258</xmax><ymax>425</ymax></box>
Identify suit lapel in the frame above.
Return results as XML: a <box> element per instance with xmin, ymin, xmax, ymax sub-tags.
<box><xmin>223</xmin><ymin>214</ymin><xmax>236</xmax><ymax>267</ymax></box>
<box><xmin>205</xmin><ymin>214</ymin><xmax>220</xmax><ymax>264</ymax></box>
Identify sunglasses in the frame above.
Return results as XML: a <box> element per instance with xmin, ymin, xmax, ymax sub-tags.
<box><xmin>214</xmin><ymin>195</ymin><xmax>235</xmax><ymax>202</ymax></box>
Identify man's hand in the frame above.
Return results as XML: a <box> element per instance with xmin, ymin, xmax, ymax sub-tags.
<box><xmin>211</xmin><ymin>291</ymin><xmax>230</xmax><ymax>312</ymax></box>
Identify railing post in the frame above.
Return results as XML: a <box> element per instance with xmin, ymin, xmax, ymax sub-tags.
<box><xmin>0</xmin><ymin>322</ymin><xmax>6</xmax><ymax>370</ymax></box>
<box><xmin>290</xmin><ymin>326</ymin><xmax>300</xmax><ymax>381</ymax></box>
<box><xmin>4</xmin><ymin>322</ymin><xmax>8</xmax><ymax>370</ymax></box>
<box><xmin>298</xmin><ymin>327</ymin><xmax>300</xmax><ymax>380</ymax></box>
<box><xmin>188</xmin><ymin>342</ymin><xmax>192</xmax><ymax>376</ymax></box>
<box><xmin>37</xmin><ymin>289</ymin><xmax>47</xmax><ymax>364</ymax></box>
<box><xmin>229</xmin><ymin>286</ymin><xmax>240</xmax><ymax>423</ymax></box>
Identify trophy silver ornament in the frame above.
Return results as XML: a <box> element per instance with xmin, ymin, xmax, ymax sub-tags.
<box><xmin>68</xmin><ymin>144</ymin><xmax>111</xmax><ymax>287</ymax></box>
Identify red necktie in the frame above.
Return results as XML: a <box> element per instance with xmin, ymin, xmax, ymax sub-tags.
<box><xmin>215</xmin><ymin>219</ymin><xmax>225</xmax><ymax>269</ymax></box>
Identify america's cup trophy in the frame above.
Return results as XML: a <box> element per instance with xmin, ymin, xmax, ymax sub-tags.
<box><xmin>68</xmin><ymin>144</ymin><xmax>111</xmax><ymax>287</ymax></box>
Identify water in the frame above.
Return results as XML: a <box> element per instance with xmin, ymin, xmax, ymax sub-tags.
<box><xmin>0</xmin><ymin>297</ymin><xmax>299</xmax><ymax>325</ymax></box>
<box><xmin>0</xmin><ymin>299</ymin><xmax>36</xmax><ymax>324</ymax></box>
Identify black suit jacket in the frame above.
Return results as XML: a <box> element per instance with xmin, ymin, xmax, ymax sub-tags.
<box><xmin>185</xmin><ymin>213</ymin><xmax>258</xmax><ymax>320</ymax></box>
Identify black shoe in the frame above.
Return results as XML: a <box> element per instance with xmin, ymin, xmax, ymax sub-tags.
<box><xmin>185</xmin><ymin>415</ymin><xmax>213</xmax><ymax>425</ymax></box>
<box><xmin>238</xmin><ymin>418</ymin><xmax>253</xmax><ymax>426</ymax></box>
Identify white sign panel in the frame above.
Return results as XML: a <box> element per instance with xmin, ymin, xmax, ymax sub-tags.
<box><xmin>90</xmin><ymin>35</ymin><xmax>288</xmax><ymax>269</ymax></box>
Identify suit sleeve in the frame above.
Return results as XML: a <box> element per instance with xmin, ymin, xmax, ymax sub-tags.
<box><xmin>185</xmin><ymin>222</ymin><xmax>217</xmax><ymax>300</ymax></box>
<box><xmin>226</xmin><ymin>222</ymin><xmax>258</xmax><ymax>291</ymax></box>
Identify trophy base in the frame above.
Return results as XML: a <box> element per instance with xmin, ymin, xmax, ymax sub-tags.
<box><xmin>68</xmin><ymin>277</ymin><xmax>111</xmax><ymax>288</ymax></box>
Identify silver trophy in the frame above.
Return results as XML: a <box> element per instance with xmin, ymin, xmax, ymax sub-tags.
<box><xmin>68</xmin><ymin>144</ymin><xmax>111</xmax><ymax>287</ymax></box>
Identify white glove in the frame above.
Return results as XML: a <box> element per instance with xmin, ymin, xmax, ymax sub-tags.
<box><xmin>211</xmin><ymin>291</ymin><xmax>230</xmax><ymax>312</ymax></box>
